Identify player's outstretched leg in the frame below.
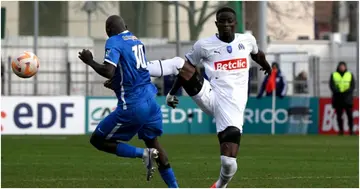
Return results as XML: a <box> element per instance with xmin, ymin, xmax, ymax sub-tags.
<box><xmin>89</xmin><ymin>109</ymin><xmax>159</xmax><ymax>163</ymax></box>
<box><xmin>144</xmin><ymin>138</ymin><xmax>179</xmax><ymax>188</ymax></box>
<box><xmin>211</xmin><ymin>126</ymin><xmax>241</xmax><ymax>188</ymax></box>
<box><xmin>90</xmin><ymin>132</ymin><xmax>158</xmax><ymax>159</ymax></box>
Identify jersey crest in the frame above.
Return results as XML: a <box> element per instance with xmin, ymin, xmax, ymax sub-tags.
<box><xmin>227</xmin><ymin>45</ymin><xmax>232</xmax><ymax>53</ymax></box>
<box><xmin>105</xmin><ymin>49</ymin><xmax>111</xmax><ymax>58</ymax></box>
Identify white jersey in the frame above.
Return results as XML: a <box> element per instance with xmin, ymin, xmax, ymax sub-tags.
<box><xmin>185</xmin><ymin>33</ymin><xmax>259</xmax><ymax>133</ymax></box>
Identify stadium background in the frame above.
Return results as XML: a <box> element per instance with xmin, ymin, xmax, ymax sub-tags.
<box><xmin>1</xmin><ymin>1</ymin><xmax>359</xmax><ymax>188</ymax></box>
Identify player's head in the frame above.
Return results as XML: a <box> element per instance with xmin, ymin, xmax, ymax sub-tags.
<box><xmin>106</xmin><ymin>15</ymin><xmax>127</xmax><ymax>37</ymax></box>
<box><xmin>215</xmin><ymin>7</ymin><xmax>237</xmax><ymax>38</ymax></box>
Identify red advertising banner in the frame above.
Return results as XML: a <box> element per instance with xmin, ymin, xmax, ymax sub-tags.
<box><xmin>319</xmin><ymin>97</ymin><xmax>359</xmax><ymax>135</ymax></box>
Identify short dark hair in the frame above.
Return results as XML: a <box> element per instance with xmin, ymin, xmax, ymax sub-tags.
<box><xmin>216</xmin><ymin>7</ymin><xmax>236</xmax><ymax>18</ymax></box>
<box><xmin>272</xmin><ymin>62</ymin><xmax>279</xmax><ymax>69</ymax></box>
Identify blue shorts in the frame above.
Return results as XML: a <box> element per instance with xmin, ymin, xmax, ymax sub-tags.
<box><xmin>94</xmin><ymin>98</ymin><xmax>163</xmax><ymax>141</ymax></box>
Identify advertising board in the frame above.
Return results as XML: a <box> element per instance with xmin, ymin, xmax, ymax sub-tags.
<box><xmin>1</xmin><ymin>96</ymin><xmax>85</xmax><ymax>134</ymax></box>
<box><xmin>86</xmin><ymin>96</ymin><xmax>319</xmax><ymax>135</ymax></box>
<box><xmin>85</xmin><ymin>97</ymin><xmax>215</xmax><ymax>134</ymax></box>
<box><xmin>318</xmin><ymin>97</ymin><xmax>359</xmax><ymax>135</ymax></box>
<box><xmin>241</xmin><ymin>96</ymin><xmax>319</xmax><ymax>134</ymax></box>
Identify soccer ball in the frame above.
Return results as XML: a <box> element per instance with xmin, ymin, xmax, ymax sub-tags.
<box><xmin>11</xmin><ymin>51</ymin><xmax>39</xmax><ymax>78</ymax></box>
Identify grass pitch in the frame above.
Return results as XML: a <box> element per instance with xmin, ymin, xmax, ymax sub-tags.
<box><xmin>1</xmin><ymin>135</ymin><xmax>359</xmax><ymax>188</ymax></box>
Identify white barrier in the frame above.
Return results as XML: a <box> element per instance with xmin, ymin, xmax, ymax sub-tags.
<box><xmin>1</xmin><ymin>96</ymin><xmax>85</xmax><ymax>135</ymax></box>
<box><xmin>86</xmin><ymin>98</ymin><xmax>117</xmax><ymax>133</ymax></box>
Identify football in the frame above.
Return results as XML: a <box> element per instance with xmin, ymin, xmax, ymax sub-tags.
<box><xmin>11</xmin><ymin>51</ymin><xmax>39</xmax><ymax>78</ymax></box>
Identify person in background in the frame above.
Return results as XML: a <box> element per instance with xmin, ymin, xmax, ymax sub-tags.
<box><xmin>329</xmin><ymin>61</ymin><xmax>355</xmax><ymax>135</ymax></box>
<box><xmin>256</xmin><ymin>62</ymin><xmax>287</xmax><ymax>98</ymax></box>
<box><xmin>294</xmin><ymin>71</ymin><xmax>308</xmax><ymax>94</ymax></box>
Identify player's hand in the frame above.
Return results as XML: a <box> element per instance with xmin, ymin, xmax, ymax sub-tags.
<box><xmin>166</xmin><ymin>94</ymin><xmax>179</xmax><ymax>109</ymax></box>
<box><xmin>260</xmin><ymin>66</ymin><xmax>272</xmax><ymax>75</ymax></box>
<box><xmin>78</xmin><ymin>49</ymin><xmax>93</xmax><ymax>64</ymax></box>
<box><xmin>104</xmin><ymin>79</ymin><xmax>114</xmax><ymax>90</ymax></box>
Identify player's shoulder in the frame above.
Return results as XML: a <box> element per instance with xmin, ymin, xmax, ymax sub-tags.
<box><xmin>106</xmin><ymin>35</ymin><xmax>123</xmax><ymax>46</ymax></box>
<box><xmin>235</xmin><ymin>33</ymin><xmax>256</xmax><ymax>41</ymax></box>
<box><xmin>193</xmin><ymin>35</ymin><xmax>219</xmax><ymax>50</ymax></box>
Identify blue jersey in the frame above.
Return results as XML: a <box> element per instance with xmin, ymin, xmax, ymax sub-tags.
<box><xmin>104</xmin><ymin>31</ymin><xmax>157</xmax><ymax>109</ymax></box>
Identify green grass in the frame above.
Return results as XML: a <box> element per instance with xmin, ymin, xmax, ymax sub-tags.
<box><xmin>1</xmin><ymin>135</ymin><xmax>359</xmax><ymax>188</ymax></box>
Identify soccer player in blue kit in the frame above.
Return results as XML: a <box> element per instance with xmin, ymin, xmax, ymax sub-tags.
<box><xmin>78</xmin><ymin>15</ymin><xmax>179</xmax><ymax>188</ymax></box>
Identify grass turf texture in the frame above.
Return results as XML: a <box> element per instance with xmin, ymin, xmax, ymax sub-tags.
<box><xmin>1</xmin><ymin>135</ymin><xmax>359</xmax><ymax>188</ymax></box>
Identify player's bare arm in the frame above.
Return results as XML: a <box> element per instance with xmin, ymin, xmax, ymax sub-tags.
<box><xmin>250</xmin><ymin>50</ymin><xmax>272</xmax><ymax>75</ymax></box>
<box><xmin>78</xmin><ymin>49</ymin><xmax>115</xmax><ymax>79</ymax></box>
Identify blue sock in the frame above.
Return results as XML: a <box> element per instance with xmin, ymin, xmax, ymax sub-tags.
<box><xmin>159</xmin><ymin>167</ymin><xmax>179</xmax><ymax>188</ymax></box>
<box><xmin>116</xmin><ymin>142</ymin><xmax>144</xmax><ymax>158</ymax></box>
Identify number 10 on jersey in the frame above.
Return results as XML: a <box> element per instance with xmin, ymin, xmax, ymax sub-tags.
<box><xmin>132</xmin><ymin>44</ymin><xmax>147</xmax><ymax>69</ymax></box>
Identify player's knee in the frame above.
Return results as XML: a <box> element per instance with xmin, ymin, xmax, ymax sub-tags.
<box><xmin>90</xmin><ymin>134</ymin><xmax>105</xmax><ymax>151</ymax></box>
<box><xmin>183</xmin><ymin>70</ymin><xmax>204</xmax><ymax>96</ymax></box>
<box><xmin>221</xmin><ymin>155</ymin><xmax>238</xmax><ymax>176</ymax></box>
<box><xmin>218</xmin><ymin>126</ymin><xmax>241</xmax><ymax>145</ymax></box>
<box><xmin>172</xmin><ymin>57</ymin><xmax>185</xmax><ymax>69</ymax></box>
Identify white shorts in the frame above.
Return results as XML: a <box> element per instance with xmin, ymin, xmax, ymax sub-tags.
<box><xmin>191</xmin><ymin>79</ymin><xmax>245</xmax><ymax>133</ymax></box>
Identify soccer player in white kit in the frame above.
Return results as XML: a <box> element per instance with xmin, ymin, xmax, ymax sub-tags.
<box><xmin>102</xmin><ymin>7</ymin><xmax>271</xmax><ymax>187</ymax></box>
<box><xmin>165</xmin><ymin>7</ymin><xmax>272</xmax><ymax>188</ymax></box>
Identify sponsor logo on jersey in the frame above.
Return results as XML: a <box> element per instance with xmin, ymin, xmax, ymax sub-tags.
<box><xmin>214</xmin><ymin>58</ymin><xmax>247</xmax><ymax>70</ymax></box>
<box><xmin>122</xmin><ymin>35</ymin><xmax>138</xmax><ymax>41</ymax></box>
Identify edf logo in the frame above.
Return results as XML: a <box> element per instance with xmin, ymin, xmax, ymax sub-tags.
<box><xmin>13</xmin><ymin>103</ymin><xmax>74</xmax><ymax>129</ymax></box>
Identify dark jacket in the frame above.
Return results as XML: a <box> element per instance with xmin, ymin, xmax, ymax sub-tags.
<box><xmin>329</xmin><ymin>63</ymin><xmax>355</xmax><ymax>107</ymax></box>
<box><xmin>257</xmin><ymin>69</ymin><xmax>287</xmax><ymax>98</ymax></box>
<box><xmin>294</xmin><ymin>72</ymin><xmax>308</xmax><ymax>94</ymax></box>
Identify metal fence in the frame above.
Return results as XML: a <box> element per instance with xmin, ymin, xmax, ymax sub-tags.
<box><xmin>251</xmin><ymin>52</ymin><xmax>313</xmax><ymax>96</ymax></box>
<box><xmin>1</xmin><ymin>36</ymin><xmax>96</xmax><ymax>96</ymax></box>
<box><xmin>1</xmin><ymin>37</ymin><xmax>358</xmax><ymax>97</ymax></box>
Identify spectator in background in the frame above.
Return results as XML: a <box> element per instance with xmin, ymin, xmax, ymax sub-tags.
<box><xmin>256</xmin><ymin>62</ymin><xmax>287</xmax><ymax>98</ymax></box>
<box><xmin>329</xmin><ymin>61</ymin><xmax>355</xmax><ymax>135</ymax></box>
<box><xmin>294</xmin><ymin>71</ymin><xmax>308</xmax><ymax>94</ymax></box>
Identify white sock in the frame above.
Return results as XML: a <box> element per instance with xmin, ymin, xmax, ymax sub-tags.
<box><xmin>147</xmin><ymin>57</ymin><xmax>185</xmax><ymax>77</ymax></box>
<box><xmin>216</xmin><ymin>155</ymin><xmax>237</xmax><ymax>188</ymax></box>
